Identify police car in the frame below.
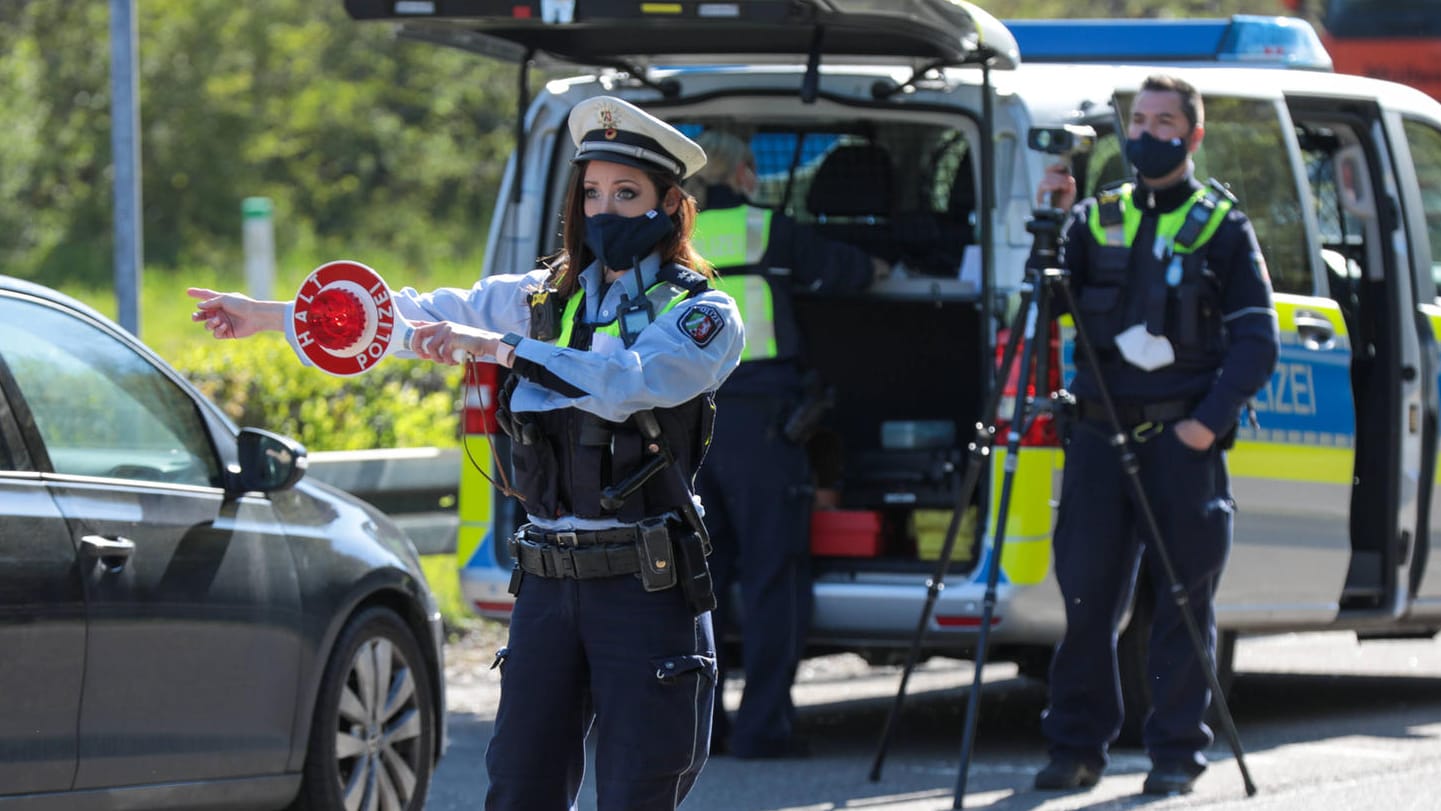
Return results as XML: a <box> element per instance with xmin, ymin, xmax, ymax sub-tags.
<box><xmin>343</xmin><ymin>0</ymin><xmax>1441</xmax><ymax>734</ymax></box>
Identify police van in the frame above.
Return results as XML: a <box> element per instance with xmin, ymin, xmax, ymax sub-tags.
<box><xmin>343</xmin><ymin>0</ymin><xmax>1441</xmax><ymax>729</ymax></box>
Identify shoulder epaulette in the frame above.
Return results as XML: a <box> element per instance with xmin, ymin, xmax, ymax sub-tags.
<box><xmin>1095</xmin><ymin>181</ymin><xmax>1130</xmax><ymax>227</ymax></box>
<box><xmin>1206</xmin><ymin>177</ymin><xmax>1239</xmax><ymax>206</ymax></box>
<box><xmin>658</xmin><ymin>263</ymin><xmax>710</xmax><ymax>296</ymax></box>
<box><xmin>1097</xmin><ymin>196</ymin><xmax>1125</xmax><ymax>228</ymax></box>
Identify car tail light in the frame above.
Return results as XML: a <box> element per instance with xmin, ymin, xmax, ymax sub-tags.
<box><xmin>993</xmin><ymin>325</ymin><xmax>1062</xmax><ymax>448</ymax></box>
<box><xmin>463</xmin><ymin>361</ymin><xmax>501</xmax><ymax>435</ymax></box>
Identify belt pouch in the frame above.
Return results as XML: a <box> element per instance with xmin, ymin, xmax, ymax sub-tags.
<box><xmin>637</xmin><ymin>518</ymin><xmax>678</xmax><ymax>592</ymax></box>
<box><xmin>675</xmin><ymin>530</ymin><xmax>717</xmax><ymax>615</ymax></box>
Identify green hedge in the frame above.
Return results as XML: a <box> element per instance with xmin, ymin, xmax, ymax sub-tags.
<box><xmin>171</xmin><ymin>333</ymin><xmax>463</xmax><ymax>451</ymax></box>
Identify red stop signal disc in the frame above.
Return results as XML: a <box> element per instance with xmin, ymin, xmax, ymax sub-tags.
<box><xmin>291</xmin><ymin>260</ymin><xmax>400</xmax><ymax>377</ymax></box>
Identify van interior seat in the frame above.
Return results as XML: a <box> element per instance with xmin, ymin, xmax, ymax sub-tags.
<box><xmin>805</xmin><ymin>143</ymin><xmax>896</xmax><ymax>259</ymax></box>
<box><xmin>914</xmin><ymin>151</ymin><xmax>978</xmax><ymax>275</ymax></box>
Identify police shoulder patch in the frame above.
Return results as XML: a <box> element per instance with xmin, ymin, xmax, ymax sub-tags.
<box><xmin>678</xmin><ymin>303</ymin><xmax>725</xmax><ymax>347</ymax></box>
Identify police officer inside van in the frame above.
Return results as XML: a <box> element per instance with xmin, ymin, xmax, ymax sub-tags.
<box><xmin>686</xmin><ymin>129</ymin><xmax>891</xmax><ymax>759</ymax></box>
<box><xmin>1032</xmin><ymin>75</ymin><xmax>1278</xmax><ymax>796</ymax></box>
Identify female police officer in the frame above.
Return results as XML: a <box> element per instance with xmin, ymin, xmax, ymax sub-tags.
<box><xmin>189</xmin><ymin>96</ymin><xmax>743</xmax><ymax>810</ymax></box>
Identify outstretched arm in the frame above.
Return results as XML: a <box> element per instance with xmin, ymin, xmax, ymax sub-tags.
<box><xmin>187</xmin><ymin>288</ymin><xmax>287</xmax><ymax>340</ymax></box>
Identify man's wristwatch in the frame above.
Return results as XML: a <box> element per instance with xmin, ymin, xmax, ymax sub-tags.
<box><xmin>496</xmin><ymin>332</ymin><xmax>523</xmax><ymax>367</ymax></box>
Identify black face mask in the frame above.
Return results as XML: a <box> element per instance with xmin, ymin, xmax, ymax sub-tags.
<box><xmin>1125</xmin><ymin>131</ymin><xmax>1190</xmax><ymax>181</ymax></box>
<box><xmin>583</xmin><ymin>210</ymin><xmax>674</xmax><ymax>270</ymax></box>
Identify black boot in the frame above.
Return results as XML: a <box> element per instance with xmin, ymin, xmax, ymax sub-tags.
<box><xmin>1033</xmin><ymin>758</ymin><xmax>1102</xmax><ymax>790</ymax></box>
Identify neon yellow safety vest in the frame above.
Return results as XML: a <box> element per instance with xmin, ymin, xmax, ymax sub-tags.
<box><xmin>693</xmin><ymin>205</ymin><xmax>779</xmax><ymax>361</ymax></box>
<box><xmin>553</xmin><ymin>278</ymin><xmax>695</xmax><ymax>349</ymax></box>
<box><xmin>1088</xmin><ymin>182</ymin><xmax>1233</xmax><ymax>253</ymax></box>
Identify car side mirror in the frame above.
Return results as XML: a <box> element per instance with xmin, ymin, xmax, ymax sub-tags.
<box><xmin>232</xmin><ymin>428</ymin><xmax>308</xmax><ymax>494</ymax></box>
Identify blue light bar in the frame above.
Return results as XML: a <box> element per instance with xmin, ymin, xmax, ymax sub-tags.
<box><xmin>1004</xmin><ymin>15</ymin><xmax>1333</xmax><ymax>71</ymax></box>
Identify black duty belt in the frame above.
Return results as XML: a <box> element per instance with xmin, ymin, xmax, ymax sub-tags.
<box><xmin>519</xmin><ymin>526</ymin><xmax>642</xmax><ymax>547</ymax></box>
<box><xmin>1077</xmin><ymin>398</ymin><xmax>1196</xmax><ymax>427</ymax></box>
<box><xmin>509</xmin><ymin>525</ymin><xmax>644</xmax><ymax>580</ymax></box>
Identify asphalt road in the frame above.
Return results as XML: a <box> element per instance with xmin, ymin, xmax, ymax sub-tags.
<box><xmin>429</xmin><ymin>630</ymin><xmax>1441</xmax><ymax>810</ymax></box>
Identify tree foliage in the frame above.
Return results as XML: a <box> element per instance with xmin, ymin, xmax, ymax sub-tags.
<box><xmin>0</xmin><ymin>0</ymin><xmax>1293</xmax><ymax>286</ymax></box>
<box><xmin>172</xmin><ymin>333</ymin><xmax>463</xmax><ymax>450</ymax></box>
<box><xmin>1</xmin><ymin>0</ymin><xmax>517</xmax><ymax>285</ymax></box>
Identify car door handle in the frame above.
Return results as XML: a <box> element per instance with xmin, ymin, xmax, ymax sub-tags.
<box><xmin>1294</xmin><ymin>310</ymin><xmax>1336</xmax><ymax>351</ymax></box>
<box><xmin>81</xmin><ymin>534</ymin><xmax>136</xmax><ymax>574</ymax></box>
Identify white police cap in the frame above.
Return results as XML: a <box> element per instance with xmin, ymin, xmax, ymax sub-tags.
<box><xmin>568</xmin><ymin>96</ymin><xmax>706</xmax><ymax>180</ymax></box>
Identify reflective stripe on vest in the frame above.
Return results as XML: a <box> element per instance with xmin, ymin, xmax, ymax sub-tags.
<box><xmin>1087</xmin><ymin>183</ymin><xmax>1232</xmax><ymax>253</ymax></box>
<box><xmin>693</xmin><ymin>206</ymin><xmax>772</xmax><ymax>266</ymax></box>
<box><xmin>694</xmin><ymin>205</ymin><xmax>779</xmax><ymax>361</ymax></box>
<box><xmin>711</xmin><ymin>275</ymin><xmax>776</xmax><ymax>361</ymax></box>
<box><xmin>553</xmin><ymin>280</ymin><xmax>693</xmax><ymax>349</ymax></box>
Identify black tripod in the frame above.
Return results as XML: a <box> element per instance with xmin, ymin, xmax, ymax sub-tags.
<box><xmin>868</xmin><ymin>204</ymin><xmax>1257</xmax><ymax>807</ymax></box>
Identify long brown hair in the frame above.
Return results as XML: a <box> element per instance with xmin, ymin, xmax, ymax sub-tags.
<box><xmin>542</xmin><ymin>161</ymin><xmax>713</xmax><ymax>299</ymax></box>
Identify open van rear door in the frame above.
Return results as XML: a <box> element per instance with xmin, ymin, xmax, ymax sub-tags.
<box><xmin>342</xmin><ymin>0</ymin><xmax>1020</xmax><ymax>319</ymax></box>
<box><xmin>343</xmin><ymin>0</ymin><xmax>1020</xmax><ymax>71</ymax></box>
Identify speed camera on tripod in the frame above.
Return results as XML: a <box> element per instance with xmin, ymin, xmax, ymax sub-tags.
<box><xmin>1027</xmin><ymin>124</ymin><xmax>1097</xmax><ymax>157</ymax></box>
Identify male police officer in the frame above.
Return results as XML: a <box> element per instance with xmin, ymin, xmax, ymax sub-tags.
<box><xmin>1032</xmin><ymin>75</ymin><xmax>1279</xmax><ymax>796</ymax></box>
<box><xmin>686</xmin><ymin>129</ymin><xmax>891</xmax><ymax>759</ymax></box>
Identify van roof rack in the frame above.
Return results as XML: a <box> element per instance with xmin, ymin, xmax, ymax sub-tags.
<box><xmin>1005</xmin><ymin>15</ymin><xmax>1332</xmax><ymax>71</ymax></box>
<box><xmin>343</xmin><ymin>0</ymin><xmax>1020</xmax><ymax>71</ymax></box>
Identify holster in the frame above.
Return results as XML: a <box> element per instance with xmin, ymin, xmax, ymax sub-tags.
<box><xmin>674</xmin><ymin>530</ymin><xmax>717</xmax><ymax>615</ymax></box>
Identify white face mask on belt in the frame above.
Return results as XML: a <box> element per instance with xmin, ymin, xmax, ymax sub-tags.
<box><xmin>1114</xmin><ymin>323</ymin><xmax>1176</xmax><ymax>371</ymax></box>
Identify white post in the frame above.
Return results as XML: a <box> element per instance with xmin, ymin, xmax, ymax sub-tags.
<box><xmin>242</xmin><ymin>197</ymin><xmax>275</xmax><ymax>300</ymax></box>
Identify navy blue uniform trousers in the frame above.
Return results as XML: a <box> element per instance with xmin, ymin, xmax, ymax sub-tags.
<box><xmin>694</xmin><ymin>395</ymin><xmax>812</xmax><ymax>756</ymax></box>
<box><xmin>1042</xmin><ymin>418</ymin><xmax>1233</xmax><ymax>772</ymax></box>
<box><xmin>484</xmin><ymin>573</ymin><xmax>715</xmax><ymax>810</ymax></box>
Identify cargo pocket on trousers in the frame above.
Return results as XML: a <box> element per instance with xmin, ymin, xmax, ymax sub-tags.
<box><xmin>652</xmin><ymin>653</ymin><xmax>717</xmax><ymax>687</ymax></box>
<box><xmin>646</xmin><ymin>654</ymin><xmax>717</xmax><ymax>771</ymax></box>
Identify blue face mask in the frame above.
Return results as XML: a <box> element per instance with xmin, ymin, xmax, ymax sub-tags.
<box><xmin>1125</xmin><ymin>131</ymin><xmax>1189</xmax><ymax>181</ymax></box>
<box><xmin>584</xmin><ymin>210</ymin><xmax>674</xmax><ymax>270</ymax></box>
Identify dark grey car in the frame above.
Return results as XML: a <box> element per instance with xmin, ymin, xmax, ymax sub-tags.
<box><xmin>0</xmin><ymin>275</ymin><xmax>445</xmax><ymax>811</ymax></box>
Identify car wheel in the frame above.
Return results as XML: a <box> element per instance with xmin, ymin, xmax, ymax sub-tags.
<box><xmin>293</xmin><ymin>607</ymin><xmax>435</xmax><ymax>811</ymax></box>
<box><xmin>1116</xmin><ymin>587</ymin><xmax>1236</xmax><ymax>747</ymax></box>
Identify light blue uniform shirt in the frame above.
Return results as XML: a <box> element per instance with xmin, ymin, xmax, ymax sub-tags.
<box><xmin>282</xmin><ymin>252</ymin><xmax>744</xmax><ymax>529</ymax></box>
<box><xmin>386</xmin><ymin>252</ymin><xmax>743</xmax><ymax>422</ymax></box>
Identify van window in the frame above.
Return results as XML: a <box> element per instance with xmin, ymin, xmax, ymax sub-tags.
<box><xmin>1299</xmin><ymin>123</ymin><xmax>1366</xmax><ymax>308</ymax></box>
<box><xmin>675</xmin><ymin>118</ymin><xmax>978</xmax><ymax>276</ymax></box>
<box><xmin>1402</xmin><ymin>118</ymin><xmax>1441</xmax><ymax>296</ymax></box>
<box><xmin>1195</xmin><ymin>97</ymin><xmax>1311</xmax><ymax>295</ymax></box>
<box><xmin>1117</xmin><ymin>93</ymin><xmax>1311</xmax><ymax>295</ymax></box>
